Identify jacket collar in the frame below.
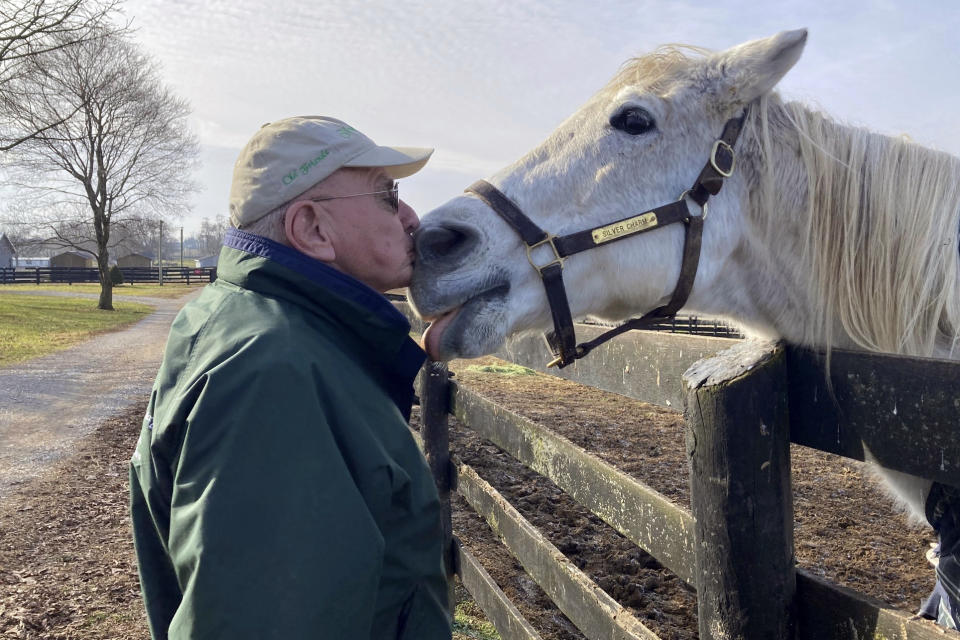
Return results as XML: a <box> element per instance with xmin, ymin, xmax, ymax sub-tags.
<box><xmin>218</xmin><ymin>229</ymin><xmax>425</xmax><ymax>418</ymax></box>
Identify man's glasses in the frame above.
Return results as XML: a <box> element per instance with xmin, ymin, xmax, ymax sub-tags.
<box><xmin>308</xmin><ymin>184</ymin><xmax>399</xmax><ymax>214</ymax></box>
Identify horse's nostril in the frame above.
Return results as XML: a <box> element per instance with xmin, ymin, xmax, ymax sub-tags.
<box><xmin>417</xmin><ymin>225</ymin><xmax>478</xmax><ymax>263</ymax></box>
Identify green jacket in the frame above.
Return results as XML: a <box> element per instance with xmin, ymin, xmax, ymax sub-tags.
<box><xmin>130</xmin><ymin>229</ymin><xmax>450</xmax><ymax>639</ymax></box>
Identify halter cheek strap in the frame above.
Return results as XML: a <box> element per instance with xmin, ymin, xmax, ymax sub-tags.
<box><xmin>465</xmin><ymin>110</ymin><xmax>747</xmax><ymax>368</ymax></box>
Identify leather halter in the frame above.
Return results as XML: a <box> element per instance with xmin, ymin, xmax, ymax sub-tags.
<box><xmin>465</xmin><ymin>111</ymin><xmax>746</xmax><ymax>368</ymax></box>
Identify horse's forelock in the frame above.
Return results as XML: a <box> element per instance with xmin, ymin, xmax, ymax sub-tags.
<box><xmin>601</xmin><ymin>45</ymin><xmax>711</xmax><ymax>97</ymax></box>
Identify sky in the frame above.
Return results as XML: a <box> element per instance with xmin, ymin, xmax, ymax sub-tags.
<box><xmin>121</xmin><ymin>0</ymin><xmax>960</xmax><ymax>234</ymax></box>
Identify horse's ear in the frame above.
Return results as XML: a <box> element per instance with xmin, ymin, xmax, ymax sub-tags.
<box><xmin>709</xmin><ymin>29</ymin><xmax>807</xmax><ymax>107</ymax></box>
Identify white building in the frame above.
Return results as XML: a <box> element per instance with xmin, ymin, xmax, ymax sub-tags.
<box><xmin>14</xmin><ymin>256</ymin><xmax>50</xmax><ymax>268</ymax></box>
<box><xmin>195</xmin><ymin>255</ymin><xmax>219</xmax><ymax>268</ymax></box>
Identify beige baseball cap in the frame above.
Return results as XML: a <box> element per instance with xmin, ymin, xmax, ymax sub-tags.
<box><xmin>229</xmin><ymin>116</ymin><xmax>433</xmax><ymax>227</ymax></box>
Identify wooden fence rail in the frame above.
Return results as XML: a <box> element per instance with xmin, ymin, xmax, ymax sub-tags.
<box><xmin>403</xmin><ymin>302</ymin><xmax>960</xmax><ymax>640</ymax></box>
<box><xmin>451</xmin><ymin>380</ymin><xmax>696</xmax><ymax>584</ymax></box>
<box><xmin>457</xmin><ymin>542</ymin><xmax>544</xmax><ymax>640</ymax></box>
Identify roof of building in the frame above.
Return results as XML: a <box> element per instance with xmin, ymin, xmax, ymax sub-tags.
<box><xmin>0</xmin><ymin>234</ymin><xmax>16</xmax><ymax>255</ymax></box>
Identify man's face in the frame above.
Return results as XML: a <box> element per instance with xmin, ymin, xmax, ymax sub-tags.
<box><xmin>315</xmin><ymin>168</ymin><xmax>419</xmax><ymax>292</ymax></box>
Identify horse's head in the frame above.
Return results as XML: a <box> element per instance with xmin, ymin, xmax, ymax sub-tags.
<box><xmin>410</xmin><ymin>29</ymin><xmax>807</xmax><ymax>361</ymax></box>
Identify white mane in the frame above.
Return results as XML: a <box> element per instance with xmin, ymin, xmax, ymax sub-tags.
<box><xmin>742</xmin><ymin>95</ymin><xmax>960</xmax><ymax>358</ymax></box>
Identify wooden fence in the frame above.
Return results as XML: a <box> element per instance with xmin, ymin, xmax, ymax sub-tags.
<box><xmin>0</xmin><ymin>266</ymin><xmax>215</xmax><ymax>285</ymax></box>
<box><xmin>398</xmin><ymin>302</ymin><xmax>960</xmax><ymax>640</ymax></box>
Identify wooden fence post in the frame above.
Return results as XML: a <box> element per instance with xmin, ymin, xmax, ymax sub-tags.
<box><xmin>420</xmin><ymin>360</ymin><xmax>455</xmax><ymax>613</ymax></box>
<box><xmin>683</xmin><ymin>340</ymin><xmax>795</xmax><ymax>640</ymax></box>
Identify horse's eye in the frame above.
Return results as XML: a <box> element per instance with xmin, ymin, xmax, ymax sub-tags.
<box><xmin>610</xmin><ymin>107</ymin><xmax>656</xmax><ymax>135</ymax></box>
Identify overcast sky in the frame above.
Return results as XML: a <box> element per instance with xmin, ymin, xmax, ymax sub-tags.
<box><xmin>122</xmin><ymin>0</ymin><xmax>960</xmax><ymax>233</ymax></box>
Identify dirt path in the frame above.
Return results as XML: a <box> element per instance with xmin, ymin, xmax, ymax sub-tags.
<box><xmin>0</xmin><ymin>290</ymin><xmax>200</xmax><ymax>499</ymax></box>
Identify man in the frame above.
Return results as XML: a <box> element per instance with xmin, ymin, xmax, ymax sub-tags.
<box><xmin>129</xmin><ymin>116</ymin><xmax>452</xmax><ymax>639</ymax></box>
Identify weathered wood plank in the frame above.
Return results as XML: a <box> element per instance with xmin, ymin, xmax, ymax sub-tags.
<box><xmin>451</xmin><ymin>380</ymin><xmax>696</xmax><ymax>585</ymax></box>
<box><xmin>496</xmin><ymin>326</ymin><xmax>738</xmax><ymax>409</ymax></box>
<box><xmin>796</xmin><ymin>569</ymin><xmax>951</xmax><ymax>640</ymax></box>
<box><xmin>457</xmin><ymin>462</ymin><xmax>662</xmax><ymax>640</ymax></box>
<box><xmin>420</xmin><ymin>361</ymin><xmax>455</xmax><ymax>612</ymax></box>
<box><xmin>393</xmin><ymin>299</ymin><xmax>736</xmax><ymax>409</ymax></box>
<box><xmin>787</xmin><ymin>346</ymin><xmax>960</xmax><ymax>487</ymax></box>
<box><xmin>684</xmin><ymin>340</ymin><xmax>795</xmax><ymax>640</ymax></box>
<box><xmin>457</xmin><ymin>542</ymin><xmax>544</xmax><ymax>640</ymax></box>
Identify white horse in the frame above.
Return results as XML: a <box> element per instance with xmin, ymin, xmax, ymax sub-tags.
<box><xmin>409</xmin><ymin>28</ymin><xmax>960</xmax><ymax>620</ymax></box>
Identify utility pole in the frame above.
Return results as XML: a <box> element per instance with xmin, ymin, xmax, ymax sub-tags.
<box><xmin>157</xmin><ymin>219</ymin><xmax>163</xmax><ymax>286</ymax></box>
<box><xmin>180</xmin><ymin>227</ymin><xmax>184</xmax><ymax>268</ymax></box>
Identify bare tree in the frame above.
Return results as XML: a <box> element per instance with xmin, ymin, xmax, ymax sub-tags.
<box><xmin>0</xmin><ymin>0</ymin><xmax>121</xmax><ymax>150</ymax></box>
<box><xmin>198</xmin><ymin>214</ymin><xmax>229</xmax><ymax>256</ymax></box>
<box><xmin>2</xmin><ymin>29</ymin><xmax>199</xmax><ymax>309</ymax></box>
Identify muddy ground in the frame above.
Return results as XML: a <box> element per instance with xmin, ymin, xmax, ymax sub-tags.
<box><xmin>0</xmin><ymin>356</ymin><xmax>948</xmax><ymax>639</ymax></box>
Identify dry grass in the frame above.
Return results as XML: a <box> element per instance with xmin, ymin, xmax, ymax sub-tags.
<box><xmin>0</xmin><ymin>283</ymin><xmax>204</xmax><ymax>299</ymax></box>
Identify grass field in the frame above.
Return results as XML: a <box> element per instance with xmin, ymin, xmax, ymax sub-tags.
<box><xmin>0</xmin><ymin>295</ymin><xmax>153</xmax><ymax>366</ymax></box>
<box><xmin>0</xmin><ymin>282</ymin><xmax>205</xmax><ymax>299</ymax></box>
<box><xmin>454</xmin><ymin>593</ymin><xmax>501</xmax><ymax>639</ymax></box>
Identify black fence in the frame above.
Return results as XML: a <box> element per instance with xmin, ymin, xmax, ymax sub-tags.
<box><xmin>384</xmin><ymin>292</ymin><xmax>744</xmax><ymax>340</ymax></box>
<box><xmin>0</xmin><ymin>266</ymin><xmax>216</xmax><ymax>285</ymax></box>
<box><xmin>584</xmin><ymin>315</ymin><xmax>744</xmax><ymax>338</ymax></box>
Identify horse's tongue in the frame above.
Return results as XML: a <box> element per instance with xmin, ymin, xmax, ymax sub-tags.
<box><xmin>421</xmin><ymin>307</ymin><xmax>460</xmax><ymax>361</ymax></box>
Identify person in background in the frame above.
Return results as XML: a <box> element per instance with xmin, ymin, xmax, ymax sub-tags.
<box><xmin>129</xmin><ymin>115</ymin><xmax>451</xmax><ymax>639</ymax></box>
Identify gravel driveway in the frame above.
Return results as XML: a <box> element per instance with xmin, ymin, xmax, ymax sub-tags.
<box><xmin>0</xmin><ymin>289</ymin><xmax>201</xmax><ymax>498</ymax></box>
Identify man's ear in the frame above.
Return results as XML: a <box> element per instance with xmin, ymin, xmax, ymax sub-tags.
<box><xmin>284</xmin><ymin>200</ymin><xmax>336</xmax><ymax>262</ymax></box>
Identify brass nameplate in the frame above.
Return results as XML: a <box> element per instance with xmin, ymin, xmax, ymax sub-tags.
<box><xmin>591</xmin><ymin>212</ymin><xmax>658</xmax><ymax>244</ymax></box>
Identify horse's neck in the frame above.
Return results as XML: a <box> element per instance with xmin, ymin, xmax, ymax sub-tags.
<box><xmin>705</xmin><ymin>98</ymin><xmax>960</xmax><ymax>358</ymax></box>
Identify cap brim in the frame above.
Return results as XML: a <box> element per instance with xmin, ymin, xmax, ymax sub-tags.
<box><xmin>343</xmin><ymin>145</ymin><xmax>434</xmax><ymax>179</ymax></box>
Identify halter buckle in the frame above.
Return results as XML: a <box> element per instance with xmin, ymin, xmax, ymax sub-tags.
<box><xmin>709</xmin><ymin>140</ymin><xmax>736</xmax><ymax>178</ymax></box>
<box><xmin>678</xmin><ymin>190</ymin><xmax>709</xmax><ymax>220</ymax></box>
<box><xmin>526</xmin><ymin>235</ymin><xmax>564</xmax><ymax>273</ymax></box>
<box><xmin>546</xmin><ymin>345</ymin><xmax>584</xmax><ymax>369</ymax></box>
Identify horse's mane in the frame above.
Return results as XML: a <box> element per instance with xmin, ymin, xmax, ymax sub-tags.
<box><xmin>744</xmin><ymin>97</ymin><xmax>960</xmax><ymax>358</ymax></box>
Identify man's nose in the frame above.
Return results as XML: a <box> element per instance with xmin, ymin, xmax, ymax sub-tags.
<box><xmin>399</xmin><ymin>200</ymin><xmax>419</xmax><ymax>234</ymax></box>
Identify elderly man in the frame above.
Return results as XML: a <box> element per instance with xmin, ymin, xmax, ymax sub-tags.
<box><xmin>129</xmin><ymin>116</ymin><xmax>451</xmax><ymax>639</ymax></box>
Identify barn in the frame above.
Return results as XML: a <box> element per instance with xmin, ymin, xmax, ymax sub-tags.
<box><xmin>50</xmin><ymin>251</ymin><xmax>96</xmax><ymax>268</ymax></box>
<box><xmin>117</xmin><ymin>253</ymin><xmax>152</xmax><ymax>268</ymax></box>
<box><xmin>0</xmin><ymin>234</ymin><xmax>15</xmax><ymax>268</ymax></box>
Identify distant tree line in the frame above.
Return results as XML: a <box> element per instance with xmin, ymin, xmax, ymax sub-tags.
<box><xmin>0</xmin><ymin>0</ymin><xmax>200</xmax><ymax>309</ymax></box>
<box><xmin>3</xmin><ymin>213</ymin><xmax>230</xmax><ymax>262</ymax></box>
